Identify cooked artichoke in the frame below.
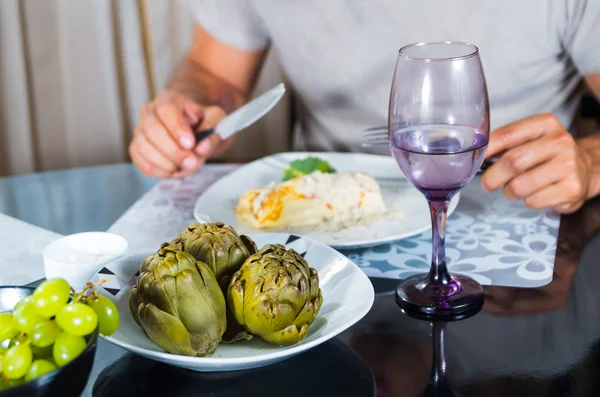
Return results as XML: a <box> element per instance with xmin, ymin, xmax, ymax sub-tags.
<box><xmin>129</xmin><ymin>244</ymin><xmax>226</xmax><ymax>357</ymax></box>
<box><xmin>227</xmin><ymin>244</ymin><xmax>323</xmax><ymax>345</ymax></box>
<box><xmin>171</xmin><ymin>222</ymin><xmax>257</xmax><ymax>286</ymax></box>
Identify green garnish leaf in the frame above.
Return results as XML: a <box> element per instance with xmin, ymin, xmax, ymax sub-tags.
<box><xmin>281</xmin><ymin>157</ymin><xmax>336</xmax><ymax>181</ymax></box>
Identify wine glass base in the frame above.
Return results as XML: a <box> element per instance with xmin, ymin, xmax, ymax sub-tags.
<box><xmin>396</xmin><ymin>274</ymin><xmax>484</xmax><ymax>322</ymax></box>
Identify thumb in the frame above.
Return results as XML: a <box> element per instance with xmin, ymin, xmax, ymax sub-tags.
<box><xmin>164</xmin><ymin>92</ymin><xmax>204</xmax><ymax>126</ymax></box>
<box><xmin>182</xmin><ymin>101</ymin><xmax>204</xmax><ymax>126</ymax></box>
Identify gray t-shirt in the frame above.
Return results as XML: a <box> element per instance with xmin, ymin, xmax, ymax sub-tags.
<box><xmin>189</xmin><ymin>1</ymin><xmax>600</xmax><ymax>152</ymax></box>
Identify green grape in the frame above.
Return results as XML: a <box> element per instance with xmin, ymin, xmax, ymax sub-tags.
<box><xmin>33</xmin><ymin>278</ymin><xmax>71</xmax><ymax>318</ymax></box>
<box><xmin>31</xmin><ymin>344</ymin><xmax>53</xmax><ymax>360</ymax></box>
<box><xmin>13</xmin><ymin>302</ymin><xmax>45</xmax><ymax>333</ymax></box>
<box><xmin>87</xmin><ymin>296</ymin><xmax>119</xmax><ymax>336</ymax></box>
<box><xmin>3</xmin><ymin>344</ymin><xmax>33</xmax><ymax>379</ymax></box>
<box><xmin>52</xmin><ymin>332</ymin><xmax>86</xmax><ymax>367</ymax></box>
<box><xmin>13</xmin><ymin>296</ymin><xmax>34</xmax><ymax>313</ymax></box>
<box><xmin>25</xmin><ymin>359</ymin><xmax>57</xmax><ymax>381</ymax></box>
<box><xmin>8</xmin><ymin>333</ymin><xmax>29</xmax><ymax>348</ymax></box>
<box><xmin>31</xmin><ymin>320</ymin><xmax>61</xmax><ymax>347</ymax></box>
<box><xmin>0</xmin><ymin>313</ymin><xmax>19</xmax><ymax>341</ymax></box>
<box><xmin>56</xmin><ymin>303</ymin><xmax>98</xmax><ymax>336</ymax></box>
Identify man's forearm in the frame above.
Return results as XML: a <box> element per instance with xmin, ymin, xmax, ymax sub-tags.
<box><xmin>167</xmin><ymin>57</ymin><xmax>246</xmax><ymax>114</ymax></box>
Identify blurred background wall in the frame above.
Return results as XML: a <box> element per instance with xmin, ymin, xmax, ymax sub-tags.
<box><xmin>1</xmin><ymin>1</ymin><xmax>598</xmax><ymax>178</ymax></box>
<box><xmin>0</xmin><ymin>0</ymin><xmax>290</xmax><ymax>177</ymax></box>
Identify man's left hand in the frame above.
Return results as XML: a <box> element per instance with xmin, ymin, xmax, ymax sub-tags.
<box><xmin>482</xmin><ymin>113</ymin><xmax>594</xmax><ymax>214</ymax></box>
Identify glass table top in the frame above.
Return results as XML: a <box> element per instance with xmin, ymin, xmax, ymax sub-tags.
<box><xmin>3</xmin><ymin>163</ymin><xmax>600</xmax><ymax>397</ymax></box>
<box><xmin>0</xmin><ymin>164</ymin><xmax>157</xmax><ymax>235</ymax></box>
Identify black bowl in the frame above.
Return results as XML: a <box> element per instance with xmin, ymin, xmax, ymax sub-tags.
<box><xmin>0</xmin><ymin>286</ymin><xmax>98</xmax><ymax>397</ymax></box>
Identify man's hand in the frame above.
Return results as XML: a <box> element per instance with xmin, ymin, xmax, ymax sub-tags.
<box><xmin>129</xmin><ymin>90</ymin><xmax>232</xmax><ymax>179</ymax></box>
<box><xmin>482</xmin><ymin>113</ymin><xmax>595</xmax><ymax>214</ymax></box>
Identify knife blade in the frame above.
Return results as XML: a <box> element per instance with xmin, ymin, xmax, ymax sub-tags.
<box><xmin>194</xmin><ymin>83</ymin><xmax>286</xmax><ymax>143</ymax></box>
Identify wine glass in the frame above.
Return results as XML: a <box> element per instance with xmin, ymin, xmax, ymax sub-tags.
<box><xmin>389</xmin><ymin>42</ymin><xmax>489</xmax><ymax>319</ymax></box>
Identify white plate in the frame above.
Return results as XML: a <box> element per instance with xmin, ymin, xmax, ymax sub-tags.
<box><xmin>194</xmin><ymin>152</ymin><xmax>460</xmax><ymax>248</ymax></box>
<box><xmin>92</xmin><ymin>233</ymin><xmax>375</xmax><ymax>372</ymax></box>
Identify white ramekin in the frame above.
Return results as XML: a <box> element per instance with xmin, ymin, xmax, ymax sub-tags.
<box><xmin>43</xmin><ymin>232</ymin><xmax>128</xmax><ymax>290</ymax></box>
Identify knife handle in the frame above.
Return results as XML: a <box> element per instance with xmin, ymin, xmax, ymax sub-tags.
<box><xmin>194</xmin><ymin>128</ymin><xmax>215</xmax><ymax>144</ymax></box>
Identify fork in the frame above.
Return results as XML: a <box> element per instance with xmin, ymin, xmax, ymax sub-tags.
<box><xmin>360</xmin><ymin>127</ymin><xmax>498</xmax><ymax>172</ymax></box>
<box><xmin>361</xmin><ymin>126</ymin><xmax>388</xmax><ymax>147</ymax></box>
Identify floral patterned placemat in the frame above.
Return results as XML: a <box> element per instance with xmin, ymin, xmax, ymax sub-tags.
<box><xmin>108</xmin><ymin>165</ymin><xmax>559</xmax><ymax>288</ymax></box>
<box><xmin>342</xmin><ymin>184</ymin><xmax>559</xmax><ymax>288</ymax></box>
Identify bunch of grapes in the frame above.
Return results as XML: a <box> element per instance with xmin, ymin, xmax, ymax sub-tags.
<box><xmin>0</xmin><ymin>278</ymin><xmax>119</xmax><ymax>389</ymax></box>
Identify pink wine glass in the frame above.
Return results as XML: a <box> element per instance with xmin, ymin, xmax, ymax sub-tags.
<box><xmin>389</xmin><ymin>42</ymin><xmax>490</xmax><ymax>319</ymax></box>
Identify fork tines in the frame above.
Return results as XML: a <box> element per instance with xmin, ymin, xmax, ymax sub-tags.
<box><xmin>361</xmin><ymin>127</ymin><xmax>389</xmax><ymax>147</ymax></box>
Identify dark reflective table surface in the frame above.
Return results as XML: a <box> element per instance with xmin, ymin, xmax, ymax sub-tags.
<box><xmin>3</xmin><ymin>164</ymin><xmax>600</xmax><ymax>397</ymax></box>
<box><xmin>93</xmin><ymin>339</ymin><xmax>376</xmax><ymax>397</ymax></box>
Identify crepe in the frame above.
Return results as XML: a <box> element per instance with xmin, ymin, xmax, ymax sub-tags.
<box><xmin>235</xmin><ymin>171</ymin><xmax>387</xmax><ymax>230</ymax></box>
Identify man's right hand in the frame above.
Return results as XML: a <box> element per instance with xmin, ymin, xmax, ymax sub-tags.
<box><xmin>129</xmin><ymin>90</ymin><xmax>229</xmax><ymax>178</ymax></box>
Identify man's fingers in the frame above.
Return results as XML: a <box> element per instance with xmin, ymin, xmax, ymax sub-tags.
<box><xmin>129</xmin><ymin>143</ymin><xmax>152</xmax><ymax>175</ymax></box>
<box><xmin>523</xmin><ymin>177</ymin><xmax>585</xmax><ymax>212</ymax></box>
<box><xmin>130</xmin><ymin>151</ymin><xmax>171</xmax><ymax>179</ymax></box>
<box><xmin>500</xmin><ymin>155</ymin><xmax>573</xmax><ymax>201</ymax></box>
<box><xmin>502</xmin><ymin>163</ymin><xmax>565</xmax><ymax>201</ymax></box>
<box><xmin>522</xmin><ymin>184</ymin><xmax>565</xmax><ymax>209</ymax></box>
<box><xmin>483</xmin><ymin>133</ymin><xmax>571</xmax><ymax>192</ymax></box>
<box><xmin>129</xmin><ymin>139</ymin><xmax>173</xmax><ymax>179</ymax></box>
<box><xmin>141</xmin><ymin>113</ymin><xmax>200</xmax><ymax>172</ymax></box>
<box><xmin>553</xmin><ymin>200</ymin><xmax>584</xmax><ymax>214</ymax></box>
<box><xmin>483</xmin><ymin>114</ymin><xmax>588</xmax><ymax>213</ymax></box>
<box><xmin>154</xmin><ymin>102</ymin><xmax>197</xmax><ymax>150</ymax></box>
<box><xmin>486</xmin><ymin>113</ymin><xmax>563</xmax><ymax>159</ymax></box>
<box><xmin>132</xmin><ymin>134</ymin><xmax>177</xmax><ymax>174</ymax></box>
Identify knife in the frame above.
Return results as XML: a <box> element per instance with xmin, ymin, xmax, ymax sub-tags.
<box><xmin>194</xmin><ymin>83</ymin><xmax>286</xmax><ymax>143</ymax></box>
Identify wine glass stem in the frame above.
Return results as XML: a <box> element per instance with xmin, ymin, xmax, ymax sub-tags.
<box><xmin>431</xmin><ymin>322</ymin><xmax>448</xmax><ymax>383</ymax></box>
<box><xmin>427</xmin><ymin>200</ymin><xmax>452</xmax><ymax>285</ymax></box>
